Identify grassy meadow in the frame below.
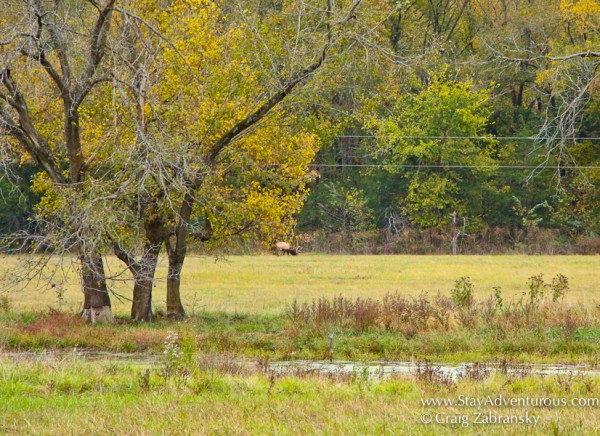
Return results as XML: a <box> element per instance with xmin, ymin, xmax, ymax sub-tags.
<box><xmin>0</xmin><ymin>253</ymin><xmax>599</xmax><ymax>362</ymax></box>
<box><xmin>2</xmin><ymin>253</ymin><xmax>600</xmax><ymax>434</ymax></box>
<box><xmin>2</xmin><ymin>355</ymin><xmax>600</xmax><ymax>435</ymax></box>
<box><xmin>3</xmin><ymin>254</ymin><xmax>599</xmax><ymax>314</ymax></box>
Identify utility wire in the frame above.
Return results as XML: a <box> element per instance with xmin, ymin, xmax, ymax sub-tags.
<box><xmin>309</xmin><ymin>164</ymin><xmax>600</xmax><ymax>169</ymax></box>
<box><xmin>334</xmin><ymin>135</ymin><xmax>600</xmax><ymax>141</ymax></box>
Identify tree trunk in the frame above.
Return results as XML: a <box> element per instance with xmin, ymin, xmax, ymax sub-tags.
<box><xmin>80</xmin><ymin>249</ymin><xmax>113</xmax><ymax>323</ymax></box>
<box><xmin>130</xmin><ymin>263</ymin><xmax>157</xmax><ymax>322</ymax></box>
<box><xmin>130</xmin><ymin>219</ymin><xmax>164</xmax><ymax>322</ymax></box>
<box><xmin>165</xmin><ymin>192</ymin><xmax>194</xmax><ymax>319</ymax></box>
<box><xmin>451</xmin><ymin>212</ymin><xmax>458</xmax><ymax>255</ymax></box>
<box><xmin>166</xmin><ymin>261</ymin><xmax>185</xmax><ymax>319</ymax></box>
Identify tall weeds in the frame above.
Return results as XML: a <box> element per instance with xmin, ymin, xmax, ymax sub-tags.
<box><xmin>288</xmin><ymin>274</ymin><xmax>594</xmax><ymax>338</ymax></box>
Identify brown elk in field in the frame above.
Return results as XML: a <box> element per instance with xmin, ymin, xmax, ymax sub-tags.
<box><xmin>275</xmin><ymin>241</ymin><xmax>298</xmax><ymax>256</ymax></box>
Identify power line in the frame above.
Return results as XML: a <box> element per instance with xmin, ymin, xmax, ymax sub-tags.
<box><xmin>334</xmin><ymin>135</ymin><xmax>600</xmax><ymax>141</ymax></box>
<box><xmin>309</xmin><ymin>164</ymin><xmax>600</xmax><ymax>169</ymax></box>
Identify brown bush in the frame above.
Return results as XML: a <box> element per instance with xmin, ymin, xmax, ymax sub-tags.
<box><xmin>24</xmin><ymin>309</ymin><xmax>86</xmax><ymax>337</ymax></box>
<box><xmin>574</xmin><ymin>237</ymin><xmax>600</xmax><ymax>255</ymax></box>
<box><xmin>288</xmin><ymin>274</ymin><xmax>597</xmax><ymax>337</ymax></box>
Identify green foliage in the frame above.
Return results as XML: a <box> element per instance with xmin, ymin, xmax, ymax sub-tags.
<box><xmin>525</xmin><ymin>273</ymin><xmax>570</xmax><ymax>306</ymax></box>
<box><xmin>361</xmin><ymin>71</ymin><xmax>498</xmax><ymax>229</ymax></box>
<box><xmin>0</xmin><ymin>295</ymin><xmax>11</xmax><ymax>312</ymax></box>
<box><xmin>551</xmin><ymin>274</ymin><xmax>570</xmax><ymax>302</ymax></box>
<box><xmin>404</xmin><ymin>173</ymin><xmax>461</xmax><ymax>227</ymax></box>
<box><xmin>493</xmin><ymin>286</ymin><xmax>504</xmax><ymax>311</ymax></box>
<box><xmin>302</xmin><ymin>181</ymin><xmax>375</xmax><ymax>233</ymax></box>
<box><xmin>0</xmin><ymin>164</ymin><xmax>39</xmax><ymax>236</ymax></box>
<box><xmin>451</xmin><ymin>277</ymin><xmax>475</xmax><ymax>309</ymax></box>
<box><xmin>527</xmin><ymin>274</ymin><xmax>547</xmax><ymax>305</ymax></box>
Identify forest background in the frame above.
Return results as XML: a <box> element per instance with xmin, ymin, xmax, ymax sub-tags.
<box><xmin>0</xmin><ymin>0</ymin><xmax>598</xmax><ymax>321</ymax></box>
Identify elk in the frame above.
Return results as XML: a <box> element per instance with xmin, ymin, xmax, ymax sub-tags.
<box><xmin>275</xmin><ymin>241</ymin><xmax>298</xmax><ymax>256</ymax></box>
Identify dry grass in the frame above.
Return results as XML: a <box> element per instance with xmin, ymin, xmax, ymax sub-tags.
<box><xmin>1</xmin><ymin>254</ymin><xmax>599</xmax><ymax>315</ymax></box>
<box><xmin>287</xmin><ymin>277</ymin><xmax>597</xmax><ymax>340</ymax></box>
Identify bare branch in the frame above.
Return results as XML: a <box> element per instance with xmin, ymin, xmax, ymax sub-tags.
<box><xmin>548</xmin><ymin>51</ymin><xmax>600</xmax><ymax>61</ymax></box>
<box><xmin>74</xmin><ymin>0</ymin><xmax>116</xmax><ymax>106</ymax></box>
<box><xmin>0</xmin><ymin>69</ymin><xmax>66</xmax><ymax>183</ymax></box>
<box><xmin>206</xmin><ymin>0</ymin><xmax>364</xmax><ymax>165</ymax></box>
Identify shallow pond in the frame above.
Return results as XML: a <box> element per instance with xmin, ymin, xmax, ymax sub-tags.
<box><xmin>2</xmin><ymin>350</ymin><xmax>599</xmax><ymax>379</ymax></box>
<box><xmin>266</xmin><ymin>360</ymin><xmax>600</xmax><ymax>380</ymax></box>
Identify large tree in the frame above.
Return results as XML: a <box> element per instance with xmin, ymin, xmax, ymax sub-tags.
<box><xmin>361</xmin><ymin>71</ymin><xmax>497</xmax><ymax>230</ymax></box>
<box><xmin>105</xmin><ymin>0</ymin><xmax>371</xmax><ymax>320</ymax></box>
<box><xmin>0</xmin><ymin>0</ymin><xmax>120</xmax><ymax>322</ymax></box>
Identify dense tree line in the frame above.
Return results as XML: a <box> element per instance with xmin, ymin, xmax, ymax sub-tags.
<box><xmin>298</xmin><ymin>0</ymin><xmax>599</xmax><ymax>253</ymax></box>
<box><xmin>0</xmin><ymin>0</ymin><xmax>597</xmax><ymax>321</ymax></box>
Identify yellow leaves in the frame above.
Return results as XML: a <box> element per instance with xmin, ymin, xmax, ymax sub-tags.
<box><xmin>560</xmin><ymin>0</ymin><xmax>600</xmax><ymax>38</ymax></box>
<box><xmin>32</xmin><ymin>172</ymin><xmax>65</xmax><ymax>219</ymax></box>
<box><xmin>139</xmin><ymin>0</ymin><xmax>261</xmax><ymax>146</ymax></box>
<box><xmin>32</xmin><ymin>172</ymin><xmax>53</xmax><ymax>195</ymax></box>
<box><xmin>535</xmin><ymin>68</ymin><xmax>555</xmax><ymax>88</ymax></box>
<box><xmin>561</xmin><ymin>0</ymin><xmax>600</xmax><ymax>22</ymax></box>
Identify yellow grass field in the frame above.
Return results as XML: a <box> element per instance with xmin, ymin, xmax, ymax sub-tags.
<box><xmin>2</xmin><ymin>254</ymin><xmax>599</xmax><ymax>315</ymax></box>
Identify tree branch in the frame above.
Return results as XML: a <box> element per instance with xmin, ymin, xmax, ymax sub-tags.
<box><xmin>205</xmin><ymin>0</ymin><xmax>363</xmax><ymax>166</ymax></box>
<box><xmin>548</xmin><ymin>51</ymin><xmax>600</xmax><ymax>61</ymax></box>
<box><xmin>0</xmin><ymin>69</ymin><xmax>65</xmax><ymax>183</ymax></box>
<box><xmin>74</xmin><ymin>0</ymin><xmax>116</xmax><ymax>106</ymax></box>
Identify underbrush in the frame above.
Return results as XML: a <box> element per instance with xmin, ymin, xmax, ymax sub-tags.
<box><xmin>284</xmin><ymin>274</ymin><xmax>600</xmax><ymax>363</ymax></box>
<box><xmin>1</xmin><ymin>274</ymin><xmax>600</xmax><ymax>363</ymax></box>
<box><xmin>288</xmin><ymin>274</ymin><xmax>594</xmax><ymax>338</ymax></box>
<box><xmin>297</xmin><ymin>229</ymin><xmax>600</xmax><ymax>255</ymax></box>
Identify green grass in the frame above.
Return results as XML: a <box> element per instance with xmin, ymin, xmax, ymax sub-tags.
<box><xmin>3</xmin><ymin>254</ymin><xmax>600</xmax><ymax>315</ymax></box>
<box><xmin>1</xmin><ymin>356</ymin><xmax>600</xmax><ymax>435</ymax></box>
<box><xmin>2</xmin><ymin>253</ymin><xmax>600</xmax><ymax>433</ymax></box>
<box><xmin>3</xmin><ymin>306</ymin><xmax>600</xmax><ymax>364</ymax></box>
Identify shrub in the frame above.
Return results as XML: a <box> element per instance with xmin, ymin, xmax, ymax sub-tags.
<box><xmin>551</xmin><ymin>274</ymin><xmax>569</xmax><ymax>302</ymax></box>
<box><xmin>0</xmin><ymin>295</ymin><xmax>11</xmax><ymax>312</ymax></box>
<box><xmin>451</xmin><ymin>277</ymin><xmax>474</xmax><ymax>309</ymax></box>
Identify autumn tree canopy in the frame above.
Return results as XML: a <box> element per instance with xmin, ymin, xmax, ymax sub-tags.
<box><xmin>0</xmin><ymin>0</ymin><xmax>598</xmax><ymax>320</ymax></box>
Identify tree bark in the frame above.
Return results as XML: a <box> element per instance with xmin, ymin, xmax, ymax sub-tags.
<box><xmin>166</xmin><ymin>262</ymin><xmax>185</xmax><ymax>319</ymax></box>
<box><xmin>80</xmin><ymin>249</ymin><xmax>113</xmax><ymax>323</ymax></box>
<box><xmin>165</xmin><ymin>192</ymin><xmax>194</xmax><ymax>319</ymax></box>
<box><xmin>130</xmin><ymin>218</ymin><xmax>164</xmax><ymax>322</ymax></box>
<box><xmin>130</xmin><ymin>260</ymin><xmax>158</xmax><ymax>322</ymax></box>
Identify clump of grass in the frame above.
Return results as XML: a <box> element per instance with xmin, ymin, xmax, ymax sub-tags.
<box><xmin>289</xmin><ymin>293</ymin><xmax>452</xmax><ymax>335</ymax></box>
<box><xmin>459</xmin><ymin>361</ymin><xmax>492</xmax><ymax>382</ymax></box>
<box><xmin>0</xmin><ymin>295</ymin><xmax>11</xmax><ymax>312</ymax></box>
<box><xmin>414</xmin><ymin>359</ymin><xmax>455</xmax><ymax>389</ymax></box>
<box><xmin>288</xmin><ymin>274</ymin><xmax>592</xmax><ymax>342</ymax></box>
<box><xmin>23</xmin><ymin>308</ymin><xmax>86</xmax><ymax>336</ymax></box>
<box><xmin>289</xmin><ymin>296</ymin><xmax>380</xmax><ymax>333</ymax></box>
<box><xmin>498</xmin><ymin>359</ymin><xmax>533</xmax><ymax>379</ymax></box>
<box><xmin>197</xmin><ymin>351</ymin><xmax>251</xmax><ymax>375</ymax></box>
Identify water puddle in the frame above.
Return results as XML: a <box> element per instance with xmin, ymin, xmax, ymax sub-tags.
<box><xmin>267</xmin><ymin>360</ymin><xmax>600</xmax><ymax>380</ymax></box>
<box><xmin>2</xmin><ymin>350</ymin><xmax>599</xmax><ymax>379</ymax></box>
<box><xmin>0</xmin><ymin>350</ymin><xmax>160</xmax><ymax>365</ymax></box>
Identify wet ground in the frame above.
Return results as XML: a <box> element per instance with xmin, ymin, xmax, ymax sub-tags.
<box><xmin>2</xmin><ymin>350</ymin><xmax>599</xmax><ymax>379</ymax></box>
<box><xmin>267</xmin><ymin>360</ymin><xmax>600</xmax><ymax>380</ymax></box>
